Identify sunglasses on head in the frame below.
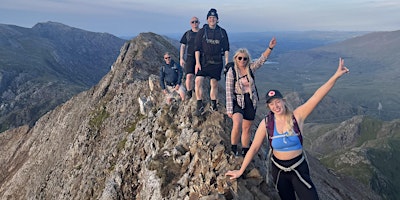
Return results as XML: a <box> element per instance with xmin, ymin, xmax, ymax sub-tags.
<box><xmin>164</xmin><ymin>57</ymin><xmax>170</xmax><ymax>59</ymax></box>
<box><xmin>191</xmin><ymin>20</ymin><xmax>199</xmax><ymax>24</ymax></box>
<box><xmin>237</xmin><ymin>56</ymin><xmax>248</xmax><ymax>61</ymax></box>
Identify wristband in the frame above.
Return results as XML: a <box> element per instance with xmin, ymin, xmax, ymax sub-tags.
<box><xmin>268</xmin><ymin>47</ymin><xmax>273</xmax><ymax>50</ymax></box>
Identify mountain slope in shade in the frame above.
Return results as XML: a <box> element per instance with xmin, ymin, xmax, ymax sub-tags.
<box><xmin>0</xmin><ymin>21</ymin><xmax>126</xmax><ymax>131</ymax></box>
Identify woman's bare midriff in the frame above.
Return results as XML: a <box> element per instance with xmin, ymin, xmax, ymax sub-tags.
<box><xmin>273</xmin><ymin>149</ymin><xmax>303</xmax><ymax>160</ymax></box>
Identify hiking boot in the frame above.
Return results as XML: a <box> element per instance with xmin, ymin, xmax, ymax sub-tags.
<box><xmin>210</xmin><ymin>101</ymin><xmax>218</xmax><ymax>112</ymax></box>
<box><xmin>194</xmin><ymin>100</ymin><xmax>204</xmax><ymax>116</ymax></box>
<box><xmin>210</xmin><ymin>104</ymin><xmax>218</xmax><ymax>112</ymax></box>
<box><xmin>186</xmin><ymin>90</ymin><xmax>193</xmax><ymax>99</ymax></box>
<box><xmin>194</xmin><ymin>106</ymin><xmax>204</xmax><ymax>116</ymax></box>
<box><xmin>231</xmin><ymin>145</ymin><xmax>239</xmax><ymax>156</ymax></box>
<box><xmin>241</xmin><ymin>148</ymin><xmax>249</xmax><ymax>157</ymax></box>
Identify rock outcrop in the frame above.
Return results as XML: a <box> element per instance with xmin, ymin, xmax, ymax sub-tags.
<box><xmin>0</xmin><ymin>32</ymin><xmax>380</xmax><ymax>199</ymax></box>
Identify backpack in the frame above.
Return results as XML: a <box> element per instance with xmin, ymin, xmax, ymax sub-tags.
<box><xmin>265</xmin><ymin>111</ymin><xmax>303</xmax><ymax>148</ymax></box>
<box><xmin>203</xmin><ymin>25</ymin><xmax>224</xmax><ymax>41</ymax></box>
<box><xmin>202</xmin><ymin>25</ymin><xmax>225</xmax><ymax>57</ymax></box>
<box><xmin>225</xmin><ymin>62</ymin><xmax>259</xmax><ymax>101</ymax></box>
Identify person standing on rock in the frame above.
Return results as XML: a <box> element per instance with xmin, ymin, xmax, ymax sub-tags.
<box><xmin>159</xmin><ymin>52</ymin><xmax>186</xmax><ymax>104</ymax></box>
<box><xmin>180</xmin><ymin>16</ymin><xmax>200</xmax><ymax>100</ymax></box>
<box><xmin>226</xmin><ymin>58</ymin><xmax>350</xmax><ymax>200</ymax></box>
<box><xmin>193</xmin><ymin>8</ymin><xmax>230</xmax><ymax>116</ymax></box>
<box><xmin>226</xmin><ymin>37</ymin><xmax>276</xmax><ymax>157</ymax></box>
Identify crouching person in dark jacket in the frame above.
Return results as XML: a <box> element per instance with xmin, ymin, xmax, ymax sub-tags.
<box><xmin>160</xmin><ymin>52</ymin><xmax>186</xmax><ymax>104</ymax></box>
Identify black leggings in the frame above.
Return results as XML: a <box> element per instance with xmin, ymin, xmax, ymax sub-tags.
<box><xmin>271</xmin><ymin>154</ymin><xmax>319</xmax><ymax>200</ymax></box>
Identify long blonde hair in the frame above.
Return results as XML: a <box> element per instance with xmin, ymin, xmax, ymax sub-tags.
<box><xmin>232</xmin><ymin>48</ymin><xmax>253</xmax><ymax>95</ymax></box>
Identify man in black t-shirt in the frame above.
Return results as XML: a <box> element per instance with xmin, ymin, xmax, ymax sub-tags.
<box><xmin>180</xmin><ymin>16</ymin><xmax>200</xmax><ymax>99</ymax></box>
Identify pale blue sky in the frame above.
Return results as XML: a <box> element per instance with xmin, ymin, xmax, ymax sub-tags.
<box><xmin>1</xmin><ymin>0</ymin><xmax>399</xmax><ymax>37</ymax></box>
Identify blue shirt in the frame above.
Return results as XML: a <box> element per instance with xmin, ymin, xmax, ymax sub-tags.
<box><xmin>159</xmin><ymin>60</ymin><xmax>183</xmax><ymax>89</ymax></box>
<box><xmin>271</xmin><ymin>121</ymin><xmax>302</xmax><ymax>152</ymax></box>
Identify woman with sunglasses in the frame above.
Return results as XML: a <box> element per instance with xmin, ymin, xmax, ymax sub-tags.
<box><xmin>226</xmin><ymin>58</ymin><xmax>349</xmax><ymax>199</ymax></box>
<box><xmin>226</xmin><ymin>37</ymin><xmax>276</xmax><ymax>156</ymax></box>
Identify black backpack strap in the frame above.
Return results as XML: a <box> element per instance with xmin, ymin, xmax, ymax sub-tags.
<box><xmin>231</xmin><ymin>64</ymin><xmax>236</xmax><ymax>79</ymax></box>
<box><xmin>249</xmin><ymin>69</ymin><xmax>259</xmax><ymax>101</ymax></box>
<box><xmin>224</xmin><ymin>62</ymin><xmax>235</xmax><ymax>77</ymax></box>
<box><xmin>203</xmin><ymin>25</ymin><xmax>208</xmax><ymax>40</ymax></box>
<box><xmin>266</xmin><ymin>111</ymin><xmax>274</xmax><ymax>147</ymax></box>
<box><xmin>292</xmin><ymin>115</ymin><xmax>303</xmax><ymax>144</ymax></box>
<box><xmin>185</xmin><ymin>30</ymin><xmax>191</xmax><ymax>42</ymax></box>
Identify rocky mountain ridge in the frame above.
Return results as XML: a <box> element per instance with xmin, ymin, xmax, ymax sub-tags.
<box><xmin>0</xmin><ymin>32</ymin><xmax>380</xmax><ymax>199</ymax></box>
<box><xmin>0</xmin><ymin>21</ymin><xmax>126</xmax><ymax>131</ymax></box>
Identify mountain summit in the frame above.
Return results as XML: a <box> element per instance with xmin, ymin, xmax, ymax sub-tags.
<box><xmin>0</xmin><ymin>32</ymin><xmax>380</xmax><ymax>199</ymax></box>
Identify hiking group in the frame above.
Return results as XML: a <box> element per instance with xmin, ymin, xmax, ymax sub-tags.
<box><xmin>160</xmin><ymin>8</ymin><xmax>350</xmax><ymax>200</ymax></box>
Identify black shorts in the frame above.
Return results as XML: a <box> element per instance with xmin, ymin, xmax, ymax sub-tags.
<box><xmin>184</xmin><ymin>55</ymin><xmax>196</xmax><ymax>75</ymax></box>
<box><xmin>232</xmin><ymin>93</ymin><xmax>256</xmax><ymax>120</ymax></box>
<box><xmin>195</xmin><ymin>63</ymin><xmax>223</xmax><ymax>81</ymax></box>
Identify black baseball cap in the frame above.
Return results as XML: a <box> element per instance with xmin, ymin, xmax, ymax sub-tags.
<box><xmin>266</xmin><ymin>89</ymin><xmax>283</xmax><ymax>103</ymax></box>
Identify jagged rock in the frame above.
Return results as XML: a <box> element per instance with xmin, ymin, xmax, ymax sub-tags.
<box><xmin>149</xmin><ymin>74</ymin><xmax>158</xmax><ymax>92</ymax></box>
<box><xmin>138</xmin><ymin>96</ymin><xmax>153</xmax><ymax>116</ymax></box>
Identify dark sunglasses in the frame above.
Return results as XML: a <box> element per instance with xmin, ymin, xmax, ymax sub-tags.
<box><xmin>164</xmin><ymin>57</ymin><xmax>171</xmax><ymax>59</ymax></box>
<box><xmin>237</xmin><ymin>56</ymin><xmax>248</xmax><ymax>61</ymax></box>
<box><xmin>191</xmin><ymin>20</ymin><xmax>199</xmax><ymax>24</ymax></box>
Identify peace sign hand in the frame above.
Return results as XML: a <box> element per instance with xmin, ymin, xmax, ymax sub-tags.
<box><xmin>335</xmin><ymin>57</ymin><xmax>349</xmax><ymax>78</ymax></box>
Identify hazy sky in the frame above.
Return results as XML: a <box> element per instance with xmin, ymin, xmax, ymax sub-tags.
<box><xmin>1</xmin><ymin>0</ymin><xmax>399</xmax><ymax>37</ymax></box>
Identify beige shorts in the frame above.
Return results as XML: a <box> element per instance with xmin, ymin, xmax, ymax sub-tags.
<box><xmin>165</xmin><ymin>85</ymin><xmax>186</xmax><ymax>99</ymax></box>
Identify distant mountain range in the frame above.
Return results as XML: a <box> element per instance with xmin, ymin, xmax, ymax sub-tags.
<box><xmin>254</xmin><ymin>30</ymin><xmax>400</xmax><ymax>122</ymax></box>
<box><xmin>0</xmin><ymin>22</ymin><xmax>126</xmax><ymax>131</ymax></box>
<box><xmin>166</xmin><ymin>30</ymin><xmax>367</xmax><ymax>59</ymax></box>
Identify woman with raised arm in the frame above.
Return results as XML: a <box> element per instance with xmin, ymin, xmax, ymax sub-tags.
<box><xmin>225</xmin><ymin>58</ymin><xmax>349</xmax><ymax>200</ymax></box>
<box><xmin>226</xmin><ymin>37</ymin><xmax>276</xmax><ymax>156</ymax></box>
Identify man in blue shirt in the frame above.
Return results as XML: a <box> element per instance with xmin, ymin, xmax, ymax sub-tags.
<box><xmin>160</xmin><ymin>52</ymin><xmax>186</xmax><ymax>104</ymax></box>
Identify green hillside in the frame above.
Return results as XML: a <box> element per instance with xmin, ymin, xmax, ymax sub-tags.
<box><xmin>305</xmin><ymin>116</ymin><xmax>400</xmax><ymax>200</ymax></box>
<box><xmin>255</xmin><ymin>30</ymin><xmax>400</xmax><ymax>121</ymax></box>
